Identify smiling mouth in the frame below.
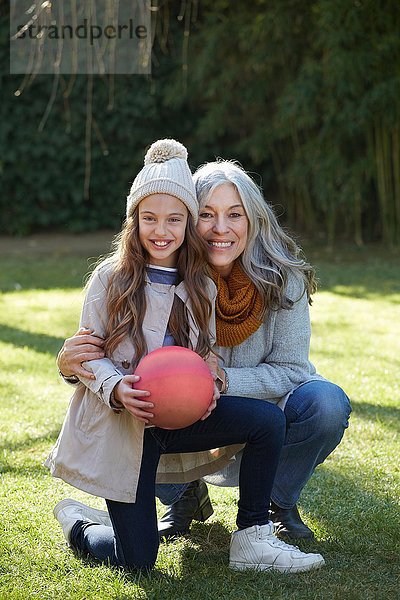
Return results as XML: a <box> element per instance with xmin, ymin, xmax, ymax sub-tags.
<box><xmin>208</xmin><ymin>241</ymin><xmax>233</xmax><ymax>248</ymax></box>
<box><xmin>150</xmin><ymin>240</ymin><xmax>173</xmax><ymax>248</ymax></box>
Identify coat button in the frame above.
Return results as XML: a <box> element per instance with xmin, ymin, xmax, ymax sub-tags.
<box><xmin>122</xmin><ymin>360</ymin><xmax>130</xmax><ymax>369</ymax></box>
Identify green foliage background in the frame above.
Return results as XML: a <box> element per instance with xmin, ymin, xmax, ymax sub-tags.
<box><xmin>1</xmin><ymin>0</ymin><xmax>399</xmax><ymax>243</ymax></box>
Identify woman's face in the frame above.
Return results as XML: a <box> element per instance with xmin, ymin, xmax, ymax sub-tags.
<box><xmin>138</xmin><ymin>194</ymin><xmax>188</xmax><ymax>268</ymax></box>
<box><xmin>196</xmin><ymin>183</ymin><xmax>249</xmax><ymax>278</ymax></box>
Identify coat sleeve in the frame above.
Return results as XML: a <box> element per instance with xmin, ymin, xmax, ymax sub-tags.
<box><xmin>76</xmin><ymin>264</ymin><xmax>124</xmax><ymax>408</ymax></box>
<box><xmin>223</xmin><ymin>273</ymin><xmax>313</xmax><ymax>401</ymax></box>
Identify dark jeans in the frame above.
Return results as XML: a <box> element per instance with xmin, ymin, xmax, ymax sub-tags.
<box><xmin>175</xmin><ymin>381</ymin><xmax>351</xmax><ymax>507</ymax></box>
<box><xmin>70</xmin><ymin>396</ymin><xmax>285</xmax><ymax>570</ymax></box>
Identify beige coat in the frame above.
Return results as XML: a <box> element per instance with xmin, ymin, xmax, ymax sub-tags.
<box><xmin>45</xmin><ymin>263</ymin><xmax>242</xmax><ymax>503</ymax></box>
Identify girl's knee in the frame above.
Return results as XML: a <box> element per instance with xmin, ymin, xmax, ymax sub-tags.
<box><xmin>256</xmin><ymin>400</ymin><xmax>285</xmax><ymax>424</ymax></box>
<box><xmin>122</xmin><ymin>552</ymin><xmax>157</xmax><ymax>571</ymax></box>
<box><xmin>256</xmin><ymin>401</ymin><xmax>286</xmax><ymax>441</ymax></box>
<box><xmin>125</xmin><ymin>561</ymin><xmax>156</xmax><ymax>572</ymax></box>
<box><xmin>116</xmin><ymin>534</ymin><xmax>159</xmax><ymax>571</ymax></box>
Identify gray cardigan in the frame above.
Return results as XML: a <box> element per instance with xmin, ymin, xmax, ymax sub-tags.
<box><xmin>204</xmin><ymin>271</ymin><xmax>324</xmax><ymax>488</ymax></box>
<box><xmin>217</xmin><ymin>271</ymin><xmax>323</xmax><ymax>408</ymax></box>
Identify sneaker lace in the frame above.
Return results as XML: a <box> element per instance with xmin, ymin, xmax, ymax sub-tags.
<box><xmin>268</xmin><ymin>536</ymin><xmax>300</xmax><ymax>552</ymax></box>
<box><xmin>257</xmin><ymin>526</ymin><xmax>300</xmax><ymax>551</ymax></box>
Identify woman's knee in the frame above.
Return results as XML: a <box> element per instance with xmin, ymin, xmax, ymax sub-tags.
<box><xmin>315</xmin><ymin>383</ymin><xmax>351</xmax><ymax>430</ymax></box>
<box><xmin>287</xmin><ymin>381</ymin><xmax>351</xmax><ymax>435</ymax></box>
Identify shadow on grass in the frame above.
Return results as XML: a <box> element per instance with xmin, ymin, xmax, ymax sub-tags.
<box><xmin>306</xmin><ymin>244</ymin><xmax>400</xmax><ymax>301</ymax></box>
<box><xmin>41</xmin><ymin>466</ymin><xmax>399</xmax><ymax>598</ymax></box>
<box><xmin>323</xmin><ymin>286</ymin><xmax>400</xmax><ymax>302</ymax></box>
<box><xmin>0</xmin><ymin>429</ymin><xmax>60</xmax><ymax>477</ymax></box>
<box><xmin>0</xmin><ymin>461</ymin><xmax>50</xmax><ymax>477</ymax></box>
<box><xmin>0</xmin><ymin>429</ymin><xmax>60</xmax><ymax>454</ymax></box>
<box><xmin>0</xmin><ymin>323</ymin><xmax>64</xmax><ymax>355</ymax></box>
<box><xmin>97</xmin><ymin>522</ymin><xmax>232</xmax><ymax>591</ymax></box>
<box><xmin>303</xmin><ymin>465</ymin><xmax>400</xmax><ymax>556</ymax></box>
<box><xmin>352</xmin><ymin>400</ymin><xmax>400</xmax><ymax>432</ymax></box>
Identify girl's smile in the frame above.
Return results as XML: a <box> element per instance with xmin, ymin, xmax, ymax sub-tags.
<box><xmin>138</xmin><ymin>194</ymin><xmax>189</xmax><ymax>267</ymax></box>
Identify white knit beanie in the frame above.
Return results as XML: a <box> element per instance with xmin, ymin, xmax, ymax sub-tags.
<box><xmin>126</xmin><ymin>139</ymin><xmax>198</xmax><ymax>224</ymax></box>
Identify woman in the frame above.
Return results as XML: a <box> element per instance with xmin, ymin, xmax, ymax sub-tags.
<box><xmin>57</xmin><ymin>158</ymin><xmax>351</xmax><ymax>541</ymax></box>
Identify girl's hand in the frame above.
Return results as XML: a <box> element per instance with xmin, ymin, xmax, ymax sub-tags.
<box><xmin>57</xmin><ymin>327</ymin><xmax>105</xmax><ymax>380</ymax></box>
<box><xmin>114</xmin><ymin>375</ymin><xmax>154</xmax><ymax>423</ymax></box>
<box><xmin>200</xmin><ymin>379</ymin><xmax>220</xmax><ymax>421</ymax></box>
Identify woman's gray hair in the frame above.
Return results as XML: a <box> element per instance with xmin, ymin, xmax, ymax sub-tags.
<box><xmin>193</xmin><ymin>160</ymin><xmax>316</xmax><ymax>308</ymax></box>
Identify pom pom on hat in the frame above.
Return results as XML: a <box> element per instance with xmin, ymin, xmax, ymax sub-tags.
<box><xmin>144</xmin><ymin>139</ymin><xmax>188</xmax><ymax>165</ymax></box>
<box><xmin>126</xmin><ymin>138</ymin><xmax>198</xmax><ymax>224</ymax></box>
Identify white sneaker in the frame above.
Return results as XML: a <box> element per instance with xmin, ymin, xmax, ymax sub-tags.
<box><xmin>53</xmin><ymin>498</ymin><xmax>111</xmax><ymax>543</ymax></box>
<box><xmin>229</xmin><ymin>522</ymin><xmax>325</xmax><ymax>573</ymax></box>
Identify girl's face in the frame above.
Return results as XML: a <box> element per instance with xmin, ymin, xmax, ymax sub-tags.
<box><xmin>138</xmin><ymin>194</ymin><xmax>188</xmax><ymax>267</ymax></box>
<box><xmin>197</xmin><ymin>183</ymin><xmax>249</xmax><ymax>278</ymax></box>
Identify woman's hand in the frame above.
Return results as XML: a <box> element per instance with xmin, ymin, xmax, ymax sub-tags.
<box><xmin>216</xmin><ymin>365</ymin><xmax>227</xmax><ymax>394</ymax></box>
<box><xmin>114</xmin><ymin>375</ymin><xmax>154</xmax><ymax>423</ymax></box>
<box><xmin>57</xmin><ymin>327</ymin><xmax>105</xmax><ymax>379</ymax></box>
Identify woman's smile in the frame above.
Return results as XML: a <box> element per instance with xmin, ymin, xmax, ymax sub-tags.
<box><xmin>207</xmin><ymin>240</ymin><xmax>234</xmax><ymax>248</ymax></box>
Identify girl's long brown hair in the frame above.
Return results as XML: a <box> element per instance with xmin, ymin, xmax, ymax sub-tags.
<box><xmin>103</xmin><ymin>212</ymin><xmax>213</xmax><ymax>365</ymax></box>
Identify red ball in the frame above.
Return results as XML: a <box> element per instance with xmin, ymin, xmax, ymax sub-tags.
<box><xmin>133</xmin><ymin>346</ymin><xmax>214</xmax><ymax>429</ymax></box>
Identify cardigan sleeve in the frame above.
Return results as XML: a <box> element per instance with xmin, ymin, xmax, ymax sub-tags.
<box><xmin>223</xmin><ymin>273</ymin><xmax>314</xmax><ymax>401</ymax></box>
<box><xmin>76</xmin><ymin>264</ymin><xmax>124</xmax><ymax>408</ymax></box>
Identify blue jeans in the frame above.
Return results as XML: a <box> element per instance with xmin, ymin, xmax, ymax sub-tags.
<box><xmin>156</xmin><ymin>380</ymin><xmax>351</xmax><ymax>509</ymax></box>
<box><xmin>69</xmin><ymin>396</ymin><xmax>285</xmax><ymax>570</ymax></box>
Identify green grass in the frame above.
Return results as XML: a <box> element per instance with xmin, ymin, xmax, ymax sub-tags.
<box><xmin>0</xmin><ymin>234</ymin><xmax>399</xmax><ymax>599</ymax></box>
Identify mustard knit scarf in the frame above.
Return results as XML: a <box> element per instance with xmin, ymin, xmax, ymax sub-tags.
<box><xmin>210</xmin><ymin>261</ymin><xmax>263</xmax><ymax>347</ymax></box>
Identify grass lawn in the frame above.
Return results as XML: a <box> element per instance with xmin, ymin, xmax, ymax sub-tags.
<box><xmin>0</xmin><ymin>233</ymin><xmax>399</xmax><ymax>600</ymax></box>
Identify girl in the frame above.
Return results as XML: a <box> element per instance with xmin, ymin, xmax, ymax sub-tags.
<box><xmin>47</xmin><ymin>140</ymin><xmax>324</xmax><ymax>573</ymax></box>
